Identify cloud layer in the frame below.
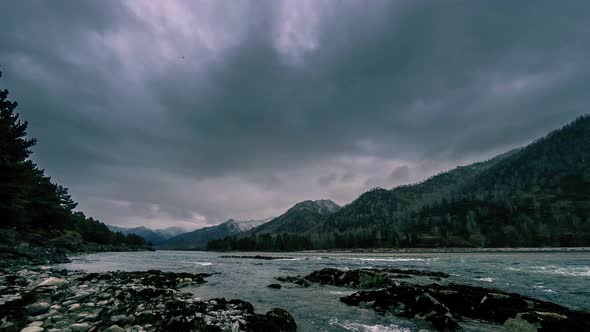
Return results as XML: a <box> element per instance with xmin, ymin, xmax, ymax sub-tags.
<box><xmin>2</xmin><ymin>1</ymin><xmax>589</xmax><ymax>229</ymax></box>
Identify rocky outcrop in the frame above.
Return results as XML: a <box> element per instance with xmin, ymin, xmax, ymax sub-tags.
<box><xmin>0</xmin><ymin>268</ymin><xmax>295</xmax><ymax>332</ymax></box>
<box><xmin>276</xmin><ymin>267</ymin><xmax>448</xmax><ymax>288</ymax></box>
<box><xmin>340</xmin><ymin>282</ymin><xmax>590</xmax><ymax>331</ymax></box>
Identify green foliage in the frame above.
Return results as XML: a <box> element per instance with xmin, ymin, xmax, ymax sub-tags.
<box><xmin>0</xmin><ymin>72</ymin><xmax>146</xmax><ymax>247</ymax></box>
<box><xmin>207</xmin><ymin>233</ymin><xmax>312</xmax><ymax>251</ymax></box>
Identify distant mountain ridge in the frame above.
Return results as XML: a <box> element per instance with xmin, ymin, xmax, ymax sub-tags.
<box><xmin>245</xmin><ymin>199</ymin><xmax>341</xmax><ymax>236</ymax></box>
<box><xmin>107</xmin><ymin>225</ymin><xmax>188</xmax><ymax>245</ymax></box>
<box><xmin>157</xmin><ymin>218</ymin><xmax>272</xmax><ymax>249</ymax></box>
<box><xmin>208</xmin><ymin>115</ymin><xmax>590</xmax><ymax>250</ymax></box>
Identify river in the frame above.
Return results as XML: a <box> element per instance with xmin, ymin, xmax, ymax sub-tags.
<box><xmin>58</xmin><ymin>250</ymin><xmax>590</xmax><ymax>331</ymax></box>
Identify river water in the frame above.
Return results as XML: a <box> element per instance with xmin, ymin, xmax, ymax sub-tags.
<box><xmin>58</xmin><ymin>250</ymin><xmax>590</xmax><ymax>331</ymax></box>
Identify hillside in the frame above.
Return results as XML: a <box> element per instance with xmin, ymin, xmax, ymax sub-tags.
<box><xmin>207</xmin><ymin>115</ymin><xmax>590</xmax><ymax>250</ymax></box>
<box><xmin>158</xmin><ymin>218</ymin><xmax>271</xmax><ymax>250</ymax></box>
<box><xmin>107</xmin><ymin>225</ymin><xmax>187</xmax><ymax>245</ymax></box>
<box><xmin>247</xmin><ymin>200</ymin><xmax>340</xmax><ymax>235</ymax></box>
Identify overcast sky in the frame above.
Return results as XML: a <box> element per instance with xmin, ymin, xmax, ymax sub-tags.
<box><xmin>1</xmin><ymin>1</ymin><xmax>588</xmax><ymax>229</ymax></box>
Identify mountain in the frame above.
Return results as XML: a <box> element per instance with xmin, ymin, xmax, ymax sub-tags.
<box><xmin>107</xmin><ymin>225</ymin><xmax>188</xmax><ymax>245</ymax></box>
<box><xmin>158</xmin><ymin>218</ymin><xmax>271</xmax><ymax>249</ymax></box>
<box><xmin>208</xmin><ymin>115</ymin><xmax>590</xmax><ymax>250</ymax></box>
<box><xmin>247</xmin><ymin>199</ymin><xmax>341</xmax><ymax>235</ymax></box>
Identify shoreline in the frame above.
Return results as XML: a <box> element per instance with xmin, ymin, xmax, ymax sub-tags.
<box><xmin>157</xmin><ymin>246</ymin><xmax>590</xmax><ymax>254</ymax></box>
<box><xmin>0</xmin><ymin>264</ymin><xmax>296</xmax><ymax>332</ymax></box>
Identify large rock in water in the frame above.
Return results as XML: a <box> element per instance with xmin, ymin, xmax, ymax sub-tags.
<box><xmin>277</xmin><ymin>267</ymin><xmax>449</xmax><ymax>288</ymax></box>
<box><xmin>247</xmin><ymin>308</ymin><xmax>297</xmax><ymax>332</ymax></box>
<box><xmin>340</xmin><ymin>282</ymin><xmax>590</xmax><ymax>331</ymax></box>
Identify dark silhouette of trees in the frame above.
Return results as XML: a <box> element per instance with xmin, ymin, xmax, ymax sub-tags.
<box><xmin>0</xmin><ymin>71</ymin><xmax>146</xmax><ymax>247</ymax></box>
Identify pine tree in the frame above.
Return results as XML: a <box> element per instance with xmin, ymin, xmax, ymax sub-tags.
<box><xmin>0</xmin><ymin>71</ymin><xmax>37</xmax><ymax>225</ymax></box>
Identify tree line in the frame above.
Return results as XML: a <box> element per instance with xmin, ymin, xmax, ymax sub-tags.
<box><xmin>0</xmin><ymin>71</ymin><xmax>146</xmax><ymax>248</ymax></box>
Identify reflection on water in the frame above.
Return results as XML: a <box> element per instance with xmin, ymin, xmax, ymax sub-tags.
<box><xmin>59</xmin><ymin>251</ymin><xmax>590</xmax><ymax>332</ymax></box>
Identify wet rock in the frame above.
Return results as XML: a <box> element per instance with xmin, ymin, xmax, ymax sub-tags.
<box><xmin>340</xmin><ymin>281</ymin><xmax>590</xmax><ymax>331</ymax></box>
<box><xmin>19</xmin><ymin>327</ymin><xmax>43</xmax><ymax>332</ymax></box>
<box><xmin>36</xmin><ymin>277</ymin><xmax>68</xmax><ymax>288</ymax></box>
<box><xmin>25</xmin><ymin>302</ymin><xmax>50</xmax><ymax>315</ymax></box>
<box><xmin>247</xmin><ymin>308</ymin><xmax>297</xmax><ymax>332</ymax></box>
<box><xmin>105</xmin><ymin>325</ymin><xmax>125</xmax><ymax>332</ymax></box>
<box><xmin>503</xmin><ymin>317</ymin><xmax>539</xmax><ymax>332</ymax></box>
<box><xmin>275</xmin><ymin>276</ymin><xmax>310</xmax><ymax>287</ymax></box>
<box><xmin>109</xmin><ymin>315</ymin><xmax>130</xmax><ymax>324</ymax></box>
<box><xmin>69</xmin><ymin>323</ymin><xmax>90</xmax><ymax>332</ymax></box>
<box><xmin>279</xmin><ymin>268</ymin><xmax>449</xmax><ymax>289</ymax></box>
<box><xmin>0</xmin><ymin>321</ymin><xmax>18</xmax><ymax>332</ymax></box>
<box><xmin>68</xmin><ymin>303</ymin><xmax>80</xmax><ymax>311</ymax></box>
<box><xmin>267</xmin><ymin>284</ymin><xmax>282</xmax><ymax>289</ymax></box>
<box><xmin>2</xmin><ymin>267</ymin><xmax>295</xmax><ymax>332</ymax></box>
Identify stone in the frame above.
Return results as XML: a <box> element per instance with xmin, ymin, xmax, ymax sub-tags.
<box><xmin>70</xmin><ymin>323</ymin><xmax>91</xmax><ymax>332</ymax></box>
<box><xmin>0</xmin><ymin>321</ymin><xmax>17</xmax><ymax>332</ymax></box>
<box><xmin>503</xmin><ymin>317</ymin><xmax>539</xmax><ymax>332</ymax></box>
<box><xmin>27</xmin><ymin>322</ymin><xmax>43</xmax><ymax>327</ymax></box>
<box><xmin>68</xmin><ymin>303</ymin><xmax>81</xmax><ymax>311</ymax></box>
<box><xmin>20</xmin><ymin>327</ymin><xmax>43</xmax><ymax>332</ymax></box>
<box><xmin>110</xmin><ymin>315</ymin><xmax>129</xmax><ymax>323</ymax></box>
<box><xmin>267</xmin><ymin>284</ymin><xmax>282</xmax><ymax>289</ymax></box>
<box><xmin>36</xmin><ymin>277</ymin><xmax>68</xmax><ymax>288</ymax></box>
<box><xmin>105</xmin><ymin>325</ymin><xmax>125</xmax><ymax>332</ymax></box>
<box><xmin>25</xmin><ymin>302</ymin><xmax>51</xmax><ymax>315</ymax></box>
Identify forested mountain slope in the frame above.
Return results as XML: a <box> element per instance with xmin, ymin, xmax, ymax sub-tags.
<box><xmin>208</xmin><ymin>115</ymin><xmax>590</xmax><ymax>250</ymax></box>
<box><xmin>158</xmin><ymin>218</ymin><xmax>270</xmax><ymax>249</ymax></box>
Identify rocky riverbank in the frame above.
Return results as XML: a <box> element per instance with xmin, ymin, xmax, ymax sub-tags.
<box><xmin>276</xmin><ymin>268</ymin><xmax>590</xmax><ymax>331</ymax></box>
<box><xmin>0</xmin><ymin>267</ymin><xmax>296</xmax><ymax>332</ymax></box>
<box><xmin>0</xmin><ymin>244</ymin><xmax>152</xmax><ymax>270</ymax></box>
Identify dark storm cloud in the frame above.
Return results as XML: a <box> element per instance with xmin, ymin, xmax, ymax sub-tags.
<box><xmin>1</xmin><ymin>1</ymin><xmax>589</xmax><ymax>227</ymax></box>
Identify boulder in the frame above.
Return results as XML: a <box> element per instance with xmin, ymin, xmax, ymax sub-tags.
<box><xmin>247</xmin><ymin>308</ymin><xmax>297</xmax><ymax>332</ymax></box>
<box><xmin>267</xmin><ymin>284</ymin><xmax>282</xmax><ymax>289</ymax></box>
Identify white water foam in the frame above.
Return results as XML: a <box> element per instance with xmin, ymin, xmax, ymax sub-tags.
<box><xmin>194</xmin><ymin>262</ymin><xmax>213</xmax><ymax>266</ymax></box>
<box><xmin>533</xmin><ymin>284</ymin><xmax>557</xmax><ymax>293</ymax></box>
<box><xmin>329</xmin><ymin>318</ymin><xmax>412</xmax><ymax>332</ymax></box>
<box><xmin>477</xmin><ymin>277</ymin><xmax>494</xmax><ymax>283</ymax></box>
<box><xmin>328</xmin><ymin>290</ymin><xmax>355</xmax><ymax>296</ymax></box>
<box><xmin>531</xmin><ymin>265</ymin><xmax>590</xmax><ymax>277</ymax></box>
<box><xmin>345</xmin><ymin>257</ymin><xmax>431</xmax><ymax>262</ymax></box>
